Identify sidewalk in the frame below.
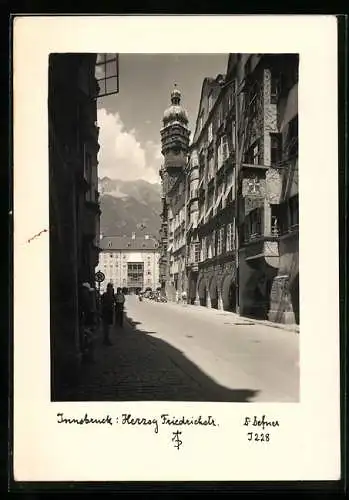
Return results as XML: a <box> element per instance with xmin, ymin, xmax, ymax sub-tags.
<box><xmin>62</xmin><ymin>318</ymin><xmax>214</xmax><ymax>402</ymax></box>
<box><xmin>159</xmin><ymin>300</ymin><xmax>300</xmax><ymax>334</ymax></box>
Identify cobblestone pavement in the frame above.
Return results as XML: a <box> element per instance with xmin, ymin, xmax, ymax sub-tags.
<box><xmin>64</xmin><ymin>319</ymin><xmax>240</xmax><ymax>402</ymax></box>
<box><xmin>64</xmin><ymin>296</ymin><xmax>299</xmax><ymax>402</ymax></box>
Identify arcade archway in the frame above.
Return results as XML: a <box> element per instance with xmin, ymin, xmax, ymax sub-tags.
<box><xmin>209</xmin><ymin>276</ymin><xmax>219</xmax><ymax>309</ymax></box>
<box><xmin>198</xmin><ymin>278</ymin><xmax>208</xmax><ymax>307</ymax></box>
<box><xmin>188</xmin><ymin>273</ymin><xmax>198</xmax><ymax>305</ymax></box>
<box><xmin>244</xmin><ymin>272</ymin><xmax>272</xmax><ymax>320</ymax></box>
<box><xmin>222</xmin><ymin>274</ymin><xmax>237</xmax><ymax>312</ymax></box>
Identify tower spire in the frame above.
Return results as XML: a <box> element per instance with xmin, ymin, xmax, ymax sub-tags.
<box><xmin>171</xmin><ymin>83</ymin><xmax>181</xmax><ymax>105</ymax></box>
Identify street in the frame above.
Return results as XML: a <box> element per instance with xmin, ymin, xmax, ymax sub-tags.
<box><xmin>67</xmin><ymin>295</ymin><xmax>299</xmax><ymax>403</ymax></box>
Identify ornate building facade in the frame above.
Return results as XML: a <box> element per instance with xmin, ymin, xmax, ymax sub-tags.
<box><xmin>96</xmin><ymin>233</ymin><xmax>160</xmax><ymax>294</ymax></box>
<box><xmin>186</xmin><ymin>74</ymin><xmax>238</xmax><ymax>310</ymax></box>
<box><xmin>159</xmin><ymin>54</ymin><xmax>299</xmax><ymax>326</ymax></box>
<box><xmin>234</xmin><ymin>54</ymin><xmax>299</xmax><ymax>324</ymax></box>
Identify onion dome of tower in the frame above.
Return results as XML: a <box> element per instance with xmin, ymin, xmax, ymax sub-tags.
<box><xmin>162</xmin><ymin>84</ymin><xmax>189</xmax><ymax>127</ymax></box>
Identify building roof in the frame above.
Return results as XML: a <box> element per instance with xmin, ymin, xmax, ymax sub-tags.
<box><xmin>100</xmin><ymin>235</ymin><xmax>159</xmax><ymax>251</ymax></box>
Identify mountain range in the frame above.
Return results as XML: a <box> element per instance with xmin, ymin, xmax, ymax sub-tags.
<box><xmin>98</xmin><ymin>177</ymin><xmax>162</xmax><ymax>238</ymax></box>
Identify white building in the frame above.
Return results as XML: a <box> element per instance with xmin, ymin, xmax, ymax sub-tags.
<box><xmin>97</xmin><ymin>233</ymin><xmax>160</xmax><ymax>293</ymax></box>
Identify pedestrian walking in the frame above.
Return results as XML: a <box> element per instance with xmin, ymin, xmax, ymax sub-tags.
<box><xmin>101</xmin><ymin>283</ymin><xmax>115</xmax><ymax>345</ymax></box>
<box><xmin>115</xmin><ymin>287</ymin><xmax>125</xmax><ymax>327</ymax></box>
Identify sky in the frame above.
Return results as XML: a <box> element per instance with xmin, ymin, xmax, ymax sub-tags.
<box><xmin>97</xmin><ymin>54</ymin><xmax>228</xmax><ymax>184</ymax></box>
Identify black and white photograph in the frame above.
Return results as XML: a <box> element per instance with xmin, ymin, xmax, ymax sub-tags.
<box><xmin>49</xmin><ymin>52</ymin><xmax>300</xmax><ymax>403</ymax></box>
<box><xmin>13</xmin><ymin>15</ymin><xmax>340</xmax><ymax>483</ymax></box>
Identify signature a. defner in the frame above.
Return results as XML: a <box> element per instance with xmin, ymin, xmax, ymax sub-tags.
<box><xmin>27</xmin><ymin>228</ymin><xmax>48</xmax><ymax>244</ymax></box>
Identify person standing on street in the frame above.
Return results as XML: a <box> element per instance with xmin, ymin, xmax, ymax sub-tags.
<box><xmin>115</xmin><ymin>287</ymin><xmax>125</xmax><ymax>327</ymax></box>
<box><xmin>101</xmin><ymin>283</ymin><xmax>115</xmax><ymax>345</ymax></box>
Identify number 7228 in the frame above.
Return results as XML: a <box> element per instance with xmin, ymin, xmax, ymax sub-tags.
<box><xmin>247</xmin><ymin>432</ymin><xmax>270</xmax><ymax>442</ymax></box>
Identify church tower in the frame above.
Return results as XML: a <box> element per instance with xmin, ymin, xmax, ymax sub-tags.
<box><xmin>159</xmin><ymin>84</ymin><xmax>191</xmax><ymax>298</ymax></box>
<box><xmin>160</xmin><ymin>84</ymin><xmax>190</xmax><ymax>195</ymax></box>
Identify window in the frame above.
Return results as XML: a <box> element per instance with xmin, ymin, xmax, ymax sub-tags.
<box><xmin>271</xmin><ymin>205</ymin><xmax>280</xmax><ymax>236</ymax></box>
<box><xmin>83</xmin><ymin>146</ymin><xmax>91</xmax><ymax>183</ymax></box>
<box><xmin>201</xmin><ymin>238</ymin><xmax>207</xmax><ymax>261</ymax></box>
<box><xmin>231</xmin><ymin>121</ymin><xmax>236</xmax><ymax>151</ymax></box>
<box><xmin>217</xmin><ymin>106</ymin><xmax>223</xmax><ymax>128</ymax></box>
<box><xmin>208</xmin><ymin>123</ymin><xmax>213</xmax><ymax>143</ymax></box>
<box><xmin>271</xmin><ymin>216</ymin><xmax>279</xmax><ymax>236</ymax></box>
<box><xmin>226</xmin><ymin>222</ymin><xmax>235</xmax><ymax>251</ymax></box>
<box><xmin>127</xmin><ymin>262</ymin><xmax>144</xmax><ymax>285</ymax></box>
<box><xmin>287</xmin><ymin>117</ymin><xmax>298</xmax><ymax>157</ymax></box>
<box><xmin>199</xmin><ymin>114</ymin><xmax>204</xmax><ymax>133</ymax></box>
<box><xmin>194</xmin><ymin>242</ymin><xmax>200</xmax><ymax>262</ymax></box>
<box><xmin>253</xmin><ymin>144</ymin><xmax>259</xmax><ymax>165</ymax></box>
<box><xmin>270</xmin><ymin>76</ymin><xmax>278</xmax><ymax>104</ymax></box>
<box><xmin>208</xmin><ymin>156</ymin><xmax>215</xmax><ymax>180</ymax></box>
<box><xmin>244</xmin><ymin>209</ymin><xmax>262</xmax><ymax>242</ymax></box>
<box><xmin>250</xmin><ymin>93</ymin><xmax>258</xmax><ymax>116</ymax></box>
<box><xmin>222</xmin><ymin>135</ymin><xmax>229</xmax><ymax>162</ymax></box>
<box><xmin>248</xmin><ymin>176</ymin><xmax>261</xmax><ymax>194</ymax></box>
<box><xmin>217</xmin><ymin>227</ymin><xmax>224</xmax><ymax>254</ymax></box>
<box><xmin>226</xmin><ymin>223</ymin><xmax>232</xmax><ymax>251</ymax></box>
<box><xmin>208</xmin><ymin>93</ymin><xmax>213</xmax><ymax>112</ymax></box>
<box><xmin>247</xmin><ymin>209</ymin><xmax>262</xmax><ymax>241</ymax></box>
<box><xmin>289</xmin><ymin>195</ymin><xmax>299</xmax><ymax>229</ymax></box>
<box><xmin>271</xmin><ymin>133</ymin><xmax>282</xmax><ymax>166</ymax></box>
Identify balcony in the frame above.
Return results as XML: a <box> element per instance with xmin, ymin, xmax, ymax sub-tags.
<box><xmin>278</xmin><ymin>222</ymin><xmax>299</xmax><ymax>241</ymax></box>
<box><xmin>241</xmin><ymin>236</ymin><xmax>279</xmax><ymax>270</ymax></box>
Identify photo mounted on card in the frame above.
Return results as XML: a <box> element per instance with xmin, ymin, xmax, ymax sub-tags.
<box><xmin>12</xmin><ymin>15</ymin><xmax>340</xmax><ymax>483</ymax></box>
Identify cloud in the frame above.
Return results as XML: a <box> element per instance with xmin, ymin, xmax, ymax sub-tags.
<box><xmin>97</xmin><ymin>108</ymin><xmax>162</xmax><ymax>183</ymax></box>
<box><xmin>145</xmin><ymin>140</ymin><xmax>162</xmax><ymax>162</ymax></box>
